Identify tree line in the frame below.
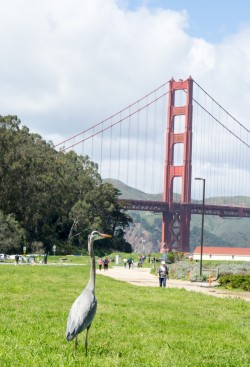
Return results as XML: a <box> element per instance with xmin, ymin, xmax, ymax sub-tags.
<box><xmin>0</xmin><ymin>115</ymin><xmax>132</xmax><ymax>255</ymax></box>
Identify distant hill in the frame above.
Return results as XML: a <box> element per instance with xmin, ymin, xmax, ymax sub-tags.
<box><xmin>104</xmin><ymin>178</ymin><xmax>181</xmax><ymax>201</ymax></box>
<box><xmin>105</xmin><ymin>179</ymin><xmax>250</xmax><ymax>253</ymax></box>
<box><xmin>104</xmin><ymin>178</ymin><xmax>163</xmax><ymax>201</ymax></box>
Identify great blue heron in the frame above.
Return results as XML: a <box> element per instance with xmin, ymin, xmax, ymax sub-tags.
<box><xmin>66</xmin><ymin>230</ymin><xmax>112</xmax><ymax>355</ymax></box>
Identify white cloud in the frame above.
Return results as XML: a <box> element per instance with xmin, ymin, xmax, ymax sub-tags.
<box><xmin>0</xmin><ymin>0</ymin><xmax>191</xmax><ymax>136</ymax></box>
<box><xmin>188</xmin><ymin>39</ymin><xmax>216</xmax><ymax>73</ymax></box>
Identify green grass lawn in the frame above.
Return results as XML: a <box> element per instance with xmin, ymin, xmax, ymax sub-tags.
<box><xmin>0</xmin><ymin>264</ymin><xmax>249</xmax><ymax>367</ymax></box>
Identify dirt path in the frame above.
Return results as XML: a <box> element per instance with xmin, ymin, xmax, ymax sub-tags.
<box><xmin>97</xmin><ymin>266</ymin><xmax>250</xmax><ymax>302</ymax></box>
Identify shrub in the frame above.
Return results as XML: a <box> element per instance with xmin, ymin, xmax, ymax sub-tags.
<box><xmin>218</xmin><ymin>274</ymin><xmax>250</xmax><ymax>291</ymax></box>
<box><xmin>190</xmin><ymin>273</ymin><xmax>208</xmax><ymax>282</ymax></box>
<box><xmin>167</xmin><ymin>252</ymin><xmax>175</xmax><ymax>263</ymax></box>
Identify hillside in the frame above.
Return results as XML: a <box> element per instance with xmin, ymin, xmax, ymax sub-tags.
<box><xmin>105</xmin><ymin>179</ymin><xmax>250</xmax><ymax>253</ymax></box>
<box><xmin>105</xmin><ymin>178</ymin><xmax>181</xmax><ymax>201</ymax></box>
<box><xmin>104</xmin><ymin>178</ymin><xmax>163</xmax><ymax>201</ymax></box>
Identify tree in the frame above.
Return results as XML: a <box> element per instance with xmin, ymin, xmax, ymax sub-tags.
<box><xmin>69</xmin><ymin>182</ymin><xmax>132</xmax><ymax>250</ymax></box>
<box><xmin>0</xmin><ymin>210</ymin><xmax>26</xmax><ymax>253</ymax></box>
<box><xmin>0</xmin><ymin>115</ymin><xmax>133</xmax><ymax>253</ymax></box>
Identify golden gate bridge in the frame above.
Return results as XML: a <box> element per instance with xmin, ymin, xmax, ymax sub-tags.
<box><xmin>55</xmin><ymin>77</ymin><xmax>250</xmax><ymax>253</ymax></box>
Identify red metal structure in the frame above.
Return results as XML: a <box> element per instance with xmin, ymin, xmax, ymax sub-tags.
<box><xmin>118</xmin><ymin>76</ymin><xmax>250</xmax><ymax>252</ymax></box>
<box><xmin>161</xmin><ymin>77</ymin><xmax>193</xmax><ymax>253</ymax></box>
<box><xmin>57</xmin><ymin>74</ymin><xmax>250</xmax><ymax>253</ymax></box>
<box><xmin>118</xmin><ymin>77</ymin><xmax>196</xmax><ymax>253</ymax></box>
<box><xmin>118</xmin><ymin>199</ymin><xmax>250</xmax><ymax>218</ymax></box>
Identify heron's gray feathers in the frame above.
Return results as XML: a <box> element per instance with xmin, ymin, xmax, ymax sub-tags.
<box><xmin>66</xmin><ymin>287</ymin><xmax>97</xmax><ymax>341</ymax></box>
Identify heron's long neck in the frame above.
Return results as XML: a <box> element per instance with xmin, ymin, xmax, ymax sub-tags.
<box><xmin>87</xmin><ymin>249</ymin><xmax>95</xmax><ymax>292</ymax></box>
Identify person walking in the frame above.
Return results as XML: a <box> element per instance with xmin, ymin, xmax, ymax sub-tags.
<box><xmin>128</xmin><ymin>258</ymin><xmax>133</xmax><ymax>269</ymax></box>
<box><xmin>103</xmin><ymin>257</ymin><xmax>109</xmax><ymax>271</ymax></box>
<box><xmin>131</xmin><ymin>258</ymin><xmax>134</xmax><ymax>268</ymax></box>
<box><xmin>15</xmin><ymin>254</ymin><xmax>19</xmax><ymax>266</ymax></box>
<box><xmin>98</xmin><ymin>258</ymin><xmax>103</xmax><ymax>271</ymax></box>
<box><xmin>158</xmin><ymin>261</ymin><xmax>168</xmax><ymax>287</ymax></box>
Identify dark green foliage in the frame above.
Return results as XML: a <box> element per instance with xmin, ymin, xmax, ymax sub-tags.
<box><xmin>165</xmin><ymin>251</ymin><xmax>185</xmax><ymax>263</ymax></box>
<box><xmin>0</xmin><ymin>211</ymin><xmax>26</xmax><ymax>253</ymax></box>
<box><xmin>166</xmin><ymin>252</ymin><xmax>175</xmax><ymax>263</ymax></box>
<box><xmin>0</xmin><ymin>115</ymin><xmax>132</xmax><ymax>254</ymax></box>
<box><xmin>219</xmin><ymin>274</ymin><xmax>250</xmax><ymax>291</ymax></box>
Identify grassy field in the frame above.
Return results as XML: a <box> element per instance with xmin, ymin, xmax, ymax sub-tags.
<box><xmin>0</xmin><ymin>263</ymin><xmax>249</xmax><ymax>367</ymax></box>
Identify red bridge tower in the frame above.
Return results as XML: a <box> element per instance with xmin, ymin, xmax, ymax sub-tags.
<box><xmin>161</xmin><ymin>77</ymin><xmax>193</xmax><ymax>253</ymax></box>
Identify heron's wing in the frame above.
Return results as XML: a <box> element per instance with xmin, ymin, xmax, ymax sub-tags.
<box><xmin>66</xmin><ymin>288</ymin><xmax>97</xmax><ymax>341</ymax></box>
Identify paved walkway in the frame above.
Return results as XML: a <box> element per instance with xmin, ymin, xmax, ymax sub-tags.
<box><xmin>97</xmin><ymin>266</ymin><xmax>250</xmax><ymax>302</ymax></box>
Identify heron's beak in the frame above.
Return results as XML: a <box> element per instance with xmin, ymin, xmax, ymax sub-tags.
<box><xmin>100</xmin><ymin>233</ymin><xmax>112</xmax><ymax>238</ymax></box>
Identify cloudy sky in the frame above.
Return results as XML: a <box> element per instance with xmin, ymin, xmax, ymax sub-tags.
<box><xmin>1</xmin><ymin>0</ymin><xmax>250</xmax><ymax>196</ymax></box>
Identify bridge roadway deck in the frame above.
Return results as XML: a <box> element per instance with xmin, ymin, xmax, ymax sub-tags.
<box><xmin>119</xmin><ymin>199</ymin><xmax>250</xmax><ymax>217</ymax></box>
<box><xmin>97</xmin><ymin>266</ymin><xmax>250</xmax><ymax>302</ymax></box>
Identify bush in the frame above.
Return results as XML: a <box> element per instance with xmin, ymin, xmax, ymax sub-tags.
<box><xmin>190</xmin><ymin>273</ymin><xmax>208</xmax><ymax>282</ymax></box>
<box><xmin>218</xmin><ymin>274</ymin><xmax>250</xmax><ymax>291</ymax></box>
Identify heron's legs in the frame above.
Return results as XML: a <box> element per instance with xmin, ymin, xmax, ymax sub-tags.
<box><xmin>85</xmin><ymin>324</ymin><xmax>92</xmax><ymax>356</ymax></box>
<box><xmin>74</xmin><ymin>335</ymin><xmax>78</xmax><ymax>356</ymax></box>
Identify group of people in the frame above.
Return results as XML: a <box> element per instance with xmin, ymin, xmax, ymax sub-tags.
<box><xmin>14</xmin><ymin>253</ymin><xmax>48</xmax><ymax>265</ymax></box>
<box><xmin>98</xmin><ymin>257</ymin><xmax>109</xmax><ymax>271</ymax></box>
<box><xmin>98</xmin><ymin>254</ymin><xmax>169</xmax><ymax>287</ymax></box>
<box><xmin>15</xmin><ymin>251</ymin><xmax>169</xmax><ymax>287</ymax></box>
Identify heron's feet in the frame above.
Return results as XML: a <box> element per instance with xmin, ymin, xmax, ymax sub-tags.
<box><xmin>74</xmin><ymin>336</ymin><xmax>78</xmax><ymax>356</ymax></box>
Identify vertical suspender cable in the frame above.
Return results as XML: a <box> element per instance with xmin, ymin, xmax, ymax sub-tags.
<box><xmin>208</xmin><ymin>93</ymin><xmax>213</xmax><ymax>200</ymax></box>
<box><xmin>235</xmin><ymin>123</ymin><xmax>238</xmax><ymax>205</ymax></box>
<box><xmin>238</xmin><ymin>128</ymin><xmax>242</xmax><ymax>206</ymax></box>
<box><xmin>100</xmin><ymin>122</ymin><xmax>103</xmax><ymax>176</ymax></box>
<box><xmin>109</xmin><ymin>121</ymin><xmax>113</xmax><ymax>179</ymax></box>
<box><xmin>91</xmin><ymin>127</ymin><xmax>94</xmax><ymax>161</ymax></box>
<box><xmin>224</xmin><ymin>111</ymin><xmax>228</xmax><ymax>203</ymax></box>
<box><xmin>126</xmin><ymin>109</ymin><xmax>131</xmax><ymax>189</ymax></box>
<box><xmin>135</xmin><ymin>102</ymin><xmax>140</xmax><ymax>197</ymax></box>
<box><xmin>143</xmin><ymin>99</ymin><xmax>149</xmax><ymax>193</ymax></box>
<box><xmin>151</xmin><ymin>90</ymin><xmax>157</xmax><ymax>194</ymax></box>
<box><xmin>218</xmin><ymin>103</ymin><xmax>222</xmax><ymax>201</ymax></box>
<box><xmin>215</xmin><ymin>100</ymin><xmax>219</xmax><ymax>199</ymax></box>
<box><xmin>81</xmin><ymin>133</ymin><xmax>85</xmax><ymax>156</ymax></box>
<box><xmin>118</xmin><ymin>113</ymin><xmax>122</xmax><ymax>192</ymax></box>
